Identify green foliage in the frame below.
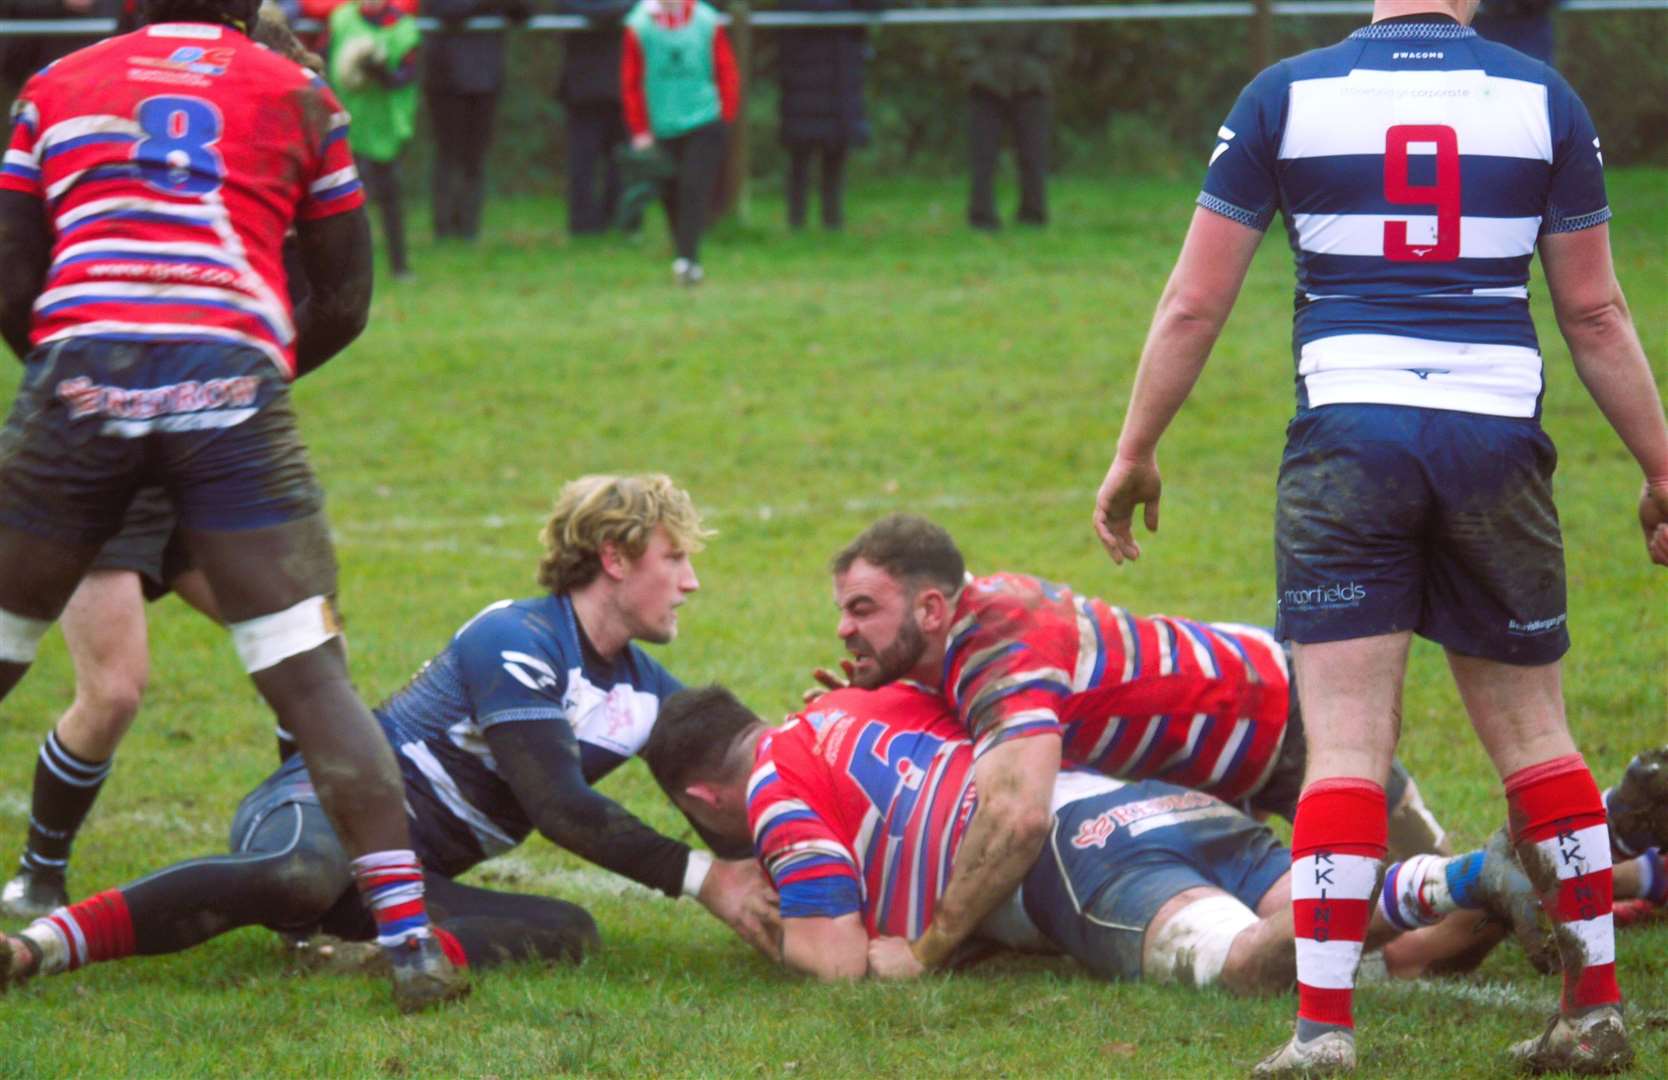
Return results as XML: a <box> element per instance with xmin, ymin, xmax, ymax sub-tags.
<box><xmin>0</xmin><ymin>174</ymin><xmax>1663</xmax><ymax>1076</ymax></box>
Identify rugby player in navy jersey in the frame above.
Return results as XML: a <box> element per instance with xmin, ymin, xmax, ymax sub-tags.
<box><xmin>644</xmin><ymin>683</ymin><xmax>1541</xmax><ymax>991</ymax></box>
<box><xmin>1093</xmin><ymin>0</ymin><xmax>1668</xmax><ymax>1073</ymax></box>
<box><xmin>0</xmin><ymin>474</ymin><xmax>779</xmax><ymax>992</ymax></box>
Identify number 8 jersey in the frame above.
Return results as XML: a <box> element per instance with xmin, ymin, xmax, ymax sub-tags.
<box><xmin>1199</xmin><ymin>17</ymin><xmax>1609</xmax><ymax>420</ymax></box>
<box><xmin>0</xmin><ymin>22</ymin><xmax>365</xmax><ymax>377</ymax></box>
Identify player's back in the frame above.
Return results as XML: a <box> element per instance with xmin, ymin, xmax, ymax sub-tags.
<box><xmin>749</xmin><ymin>683</ymin><xmax>977</xmax><ymax>939</ymax></box>
<box><xmin>1202</xmin><ymin>19</ymin><xmax>1608</xmax><ymax>419</ymax></box>
<box><xmin>944</xmin><ymin>573</ymin><xmax>1290</xmax><ymax>802</ymax></box>
<box><xmin>1</xmin><ymin>23</ymin><xmax>361</xmax><ymax>374</ymax></box>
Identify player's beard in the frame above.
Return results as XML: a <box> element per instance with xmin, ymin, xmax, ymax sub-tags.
<box><xmin>850</xmin><ymin>615</ymin><xmax>928</xmax><ymax>689</ymax></box>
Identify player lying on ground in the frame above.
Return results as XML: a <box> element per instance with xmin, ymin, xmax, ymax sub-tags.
<box><xmin>0</xmin><ymin>475</ymin><xmax>776</xmax><ymax>989</ymax></box>
<box><xmin>818</xmin><ymin>513</ymin><xmax>1668</xmax><ymax>983</ymax></box>
<box><xmin>643</xmin><ymin>683</ymin><xmax>1550</xmax><ymax>988</ymax></box>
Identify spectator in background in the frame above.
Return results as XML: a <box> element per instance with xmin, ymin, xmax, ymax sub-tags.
<box><xmin>1471</xmin><ymin>0</ymin><xmax>1559</xmax><ymax>63</ymax></box>
<box><xmin>557</xmin><ymin>0</ymin><xmax>633</xmax><ymax>236</ymax></box>
<box><xmin>424</xmin><ymin>0</ymin><xmax>529</xmax><ymax>241</ymax></box>
<box><xmin>775</xmin><ymin>0</ymin><xmax>877</xmax><ymax>232</ymax></box>
<box><xmin>955</xmin><ymin>0</ymin><xmax>1064</xmax><ymax>230</ymax></box>
<box><xmin>329</xmin><ymin>0</ymin><xmax>420</xmax><ymax>277</ymax></box>
<box><xmin>0</xmin><ymin>0</ymin><xmax>122</xmax><ymax>94</ymax></box>
<box><xmin>621</xmin><ymin>0</ymin><xmax>739</xmax><ymax>286</ymax></box>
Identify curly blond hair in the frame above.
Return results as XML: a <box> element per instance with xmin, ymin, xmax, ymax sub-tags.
<box><xmin>537</xmin><ymin>474</ymin><xmax>712</xmax><ymax>594</ymax></box>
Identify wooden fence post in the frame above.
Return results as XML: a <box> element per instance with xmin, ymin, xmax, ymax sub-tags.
<box><xmin>1251</xmin><ymin>0</ymin><xmax>1273</xmax><ymax>71</ymax></box>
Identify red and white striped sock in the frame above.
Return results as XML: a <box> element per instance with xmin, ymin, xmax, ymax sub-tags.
<box><xmin>1291</xmin><ymin>777</ymin><xmax>1387</xmax><ymax>1036</ymax></box>
<box><xmin>19</xmin><ymin>888</ymin><xmax>135</xmax><ymax>975</ymax></box>
<box><xmin>351</xmin><ymin>849</ymin><xmax>434</xmax><ymax>949</ymax></box>
<box><xmin>1506</xmin><ymin>754</ymin><xmax>1619</xmax><ymax>1015</ymax></box>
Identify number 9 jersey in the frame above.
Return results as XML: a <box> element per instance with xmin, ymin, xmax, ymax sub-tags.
<box><xmin>0</xmin><ymin>21</ymin><xmax>365</xmax><ymax>378</ymax></box>
<box><xmin>1199</xmin><ymin>18</ymin><xmax>1609</xmax><ymax>421</ymax></box>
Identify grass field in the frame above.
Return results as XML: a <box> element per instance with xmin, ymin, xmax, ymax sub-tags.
<box><xmin>0</xmin><ymin>170</ymin><xmax>1664</xmax><ymax>1078</ymax></box>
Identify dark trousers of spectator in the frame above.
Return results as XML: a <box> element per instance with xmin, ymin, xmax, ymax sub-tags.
<box><xmin>426</xmin><ymin>88</ymin><xmax>498</xmax><ymax>240</ymax></box>
<box><xmin>968</xmin><ymin>88</ymin><xmax>1050</xmax><ymax>229</ymax></box>
<box><xmin>659</xmin><ymin>121</ymin><xmax>727</xmax><ymax>264</ymax></box>
<box><xmin>355</xmin><ymin>154</ymin><xmax>410</xmax><ymax>276</ymax></box>
<box><xmin>786</xmin><ymin>141</ymin><xmax>848</xmax><ymax>231</ymax></box>
<box><xmin>565</xmin><ymin>101</ymin><xmax>627</xmax><ymax>236</ymax></box>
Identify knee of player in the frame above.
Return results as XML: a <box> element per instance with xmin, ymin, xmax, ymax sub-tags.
<box><xmin>261</xmin><ymin>850</ymin><xmax>350</xmax><ymax>925</ymax></box>
<box><xmin>1144</xmin><ymin>893</ymin><xmax>1280</xmax><ymax>995</ymax></box>
<box><xmin>75</xmin><ymin>664</ymin><xmax>148</xmax><ymax>727</ymax></box>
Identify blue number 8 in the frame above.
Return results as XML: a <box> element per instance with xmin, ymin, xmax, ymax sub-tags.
<box><xmin>132</xmin><ymin>96</ymin><xmax>225</xmax><ymax>197</ymax></box>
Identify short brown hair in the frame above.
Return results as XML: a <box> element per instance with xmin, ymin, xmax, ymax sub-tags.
<box><xmin>831</xmin><ymin>513</ymin><xmax>965</xmax><ymax>595</ymax></box>
<box><xmin>536</xmin><ymin>474</ymin><xmax>712</xmax><ymax>594</ymax></box>
<box><xmin>642</xmin><ymin>685</ymin><xmax>761</xmax><ymax>795</ymax></box>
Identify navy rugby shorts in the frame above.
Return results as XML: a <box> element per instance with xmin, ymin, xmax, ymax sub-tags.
<box><xmin>1274</xmin><ymin>403</ymin><xmax>1568</xmax><ymax>665</ymax></box>
<box><xmin>0</xmin><ymin>338</ymin><xmax>323</xmax><ymax>547</ymax></box>
<box><xmin>1020</xmin><ymin>779</ymin><xmax>1290</xmax><ymax>981</ymax></box>
<box><xmin>86</xmin><ymin>486</ymin><xmax>191</xmax><ymax>600</ymax></box>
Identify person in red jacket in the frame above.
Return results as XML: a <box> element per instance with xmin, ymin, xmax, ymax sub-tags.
<box><xmin>620</xmin><ymin>0</ymin><xmax>738</xmax><ymax>285</ymax></box>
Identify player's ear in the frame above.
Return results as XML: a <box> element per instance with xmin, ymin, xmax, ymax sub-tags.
<box><xmin>598</xmin><ymin>540</ymin><xmax>630</xmax><ymax>582</ymax></box>
<box><xmin>916</xmin><ymin>587</ymin><xmax>951</xmax><ymax>632</ymax></box>
<box><xmin>682</xmin><ymin>781</ymin><xmax>723</xmax><ymax>811</ymax></box>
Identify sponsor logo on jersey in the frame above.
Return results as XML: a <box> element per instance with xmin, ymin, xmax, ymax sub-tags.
<box><xmin>1071</xmin><ymin>810</ymin><xmax>1118</xmax><ymax>849</ymax></box>
<box><xmin>503</xmin><ymin>650</ymin><xmax>560</xmax><ymax>692</ymax></box>
<box><xmin>55</xmin><ymin>374</ymin><xmax>258</xmax><ymax>420</ymax></box>
<box><xmin>132</xmin><ymin>46</ymin><xmax>235</xmax><ymax>77</ymax></box>
<box><xmin>1391</xmin><ymin>51</ymin><xmax>1444</xmax><ymax>60</ymax></box>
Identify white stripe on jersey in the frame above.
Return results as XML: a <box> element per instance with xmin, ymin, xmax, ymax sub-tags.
<box><xmin>51</xmin><ymin>237</ymin><xmax>242</xmax><ymax>271</ymax></box>
<box><xmin>36</xmin><ymin>114</ymin><xmax>142</xmax><ymax>157</ymax></box>
<box><xmin>1051</xmin><ymin>768</ymin><xmax>1125</xmax><ymax>813</ymax></box>
<box><xmin>55</xmin><ymin>194</ymin><xmax>222</xmax><ymax>232</ymax></box>
<box><xmin>1298</xmin><ymin>333</ymin><xmax>1543</xmax><ymax>418</ymax></box>
<box><xmin>400</xmin><ymin>740</ymin><xmax>518</xmax><ymax>856</ymax></box>
<box><xmin>36</xmin><ymin>320</ymin><xmax>287</xmax><ymax>371</ymax></box>
<box><xmin>746</xmin><ymin>760</ymin><xmax>778</xmax><ymax>802</ymax></box>
<box><xmin>1154</xmin><ymin>714</ymin><xmax>1209</xmax><ymax>773</ymax></box>
<box><xmin>1072</xmin><ymin>599</ymin><xmax>1100</xmax><ymax>693</ymax></box>
<box><xmin>753</xmin><ymin>797</ymin><xmax>815</xmax><ymax>838</ymax></box>
<box><xmin>1292</xmin><ymin>852</ymin><xmax>1381</xmax><ymax>901</ymax></box>
<box><xmin>1205</xmin><ymin>718</ymin><xmax>1252</xmax><ymax>788</ymax></box>
<box><xmin>4</xmin><ymin>148</ymin><xmax>39</xmax><ymax>171</ymax></box>
<box><xmin>37</xmin><ymin>279</ymin><xmax>287</xmax><ymax>327</ymax></box>
<box><xmin>309</xmin><ymin>164</ymin><xmax>359</xmax><ymax>195</ymax></box>
<box><xmin>1290</xmin><ymin>212</ymin><xmax>1540</xmax><ymax>260</ymax></box>
<box><xmin>1530</xmin><ymin>823</ymin><xmax>1614</xmax><ymax>880</ymax></box>
<box><xmin>1295</xmin><ymin>937</ymin><xmax>1368</xmax><ymax>989</ymax></box>
<box><xmin>1279</xmin><ymin>70</ymin><xmax>1551</xmax><ymax>162</ymax></box>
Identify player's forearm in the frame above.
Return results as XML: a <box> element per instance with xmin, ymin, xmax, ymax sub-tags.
<box><xmin>913</xmin><ymin>795</ymin><xmax>1050</xmax><ymax>966</ymax></box>
<box><xmin>1561</xmin><ymin>298</ymin><xmax>1668</xmax><ymax>482</ymax></box>
<box><xmin>1114</xmin><ymin>305</ymin><xmax>1224</xmax><ymax>461</ymax></box>
<box><xmin>0</xmin><ymin>193</ymin><xmax>49</xmax><ymax>360</ymax></box>
<box><xmin>293</xmin><ymin>209</ymin><xmax>373</xmax><ymax>376</ymax></box>
<box><xmin>782</xmin><ymin>916</ymin><xmax>868</xmax><ymax>980</ymax></box>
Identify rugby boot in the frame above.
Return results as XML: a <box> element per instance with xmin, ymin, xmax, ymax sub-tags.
<box><xmin>1608</xmin><ymin>746</ymin><xmax>1668</xmax><ymax>856</ymax></box>
<box><xmin>1476</xmin><ymin>826</ymin><xmax>1557</xmax><ymax>974</ymax></box>
<box><xmin>1250</xmin><ymin>1028</ymin><xmax>1356</xmax><ymax>1078</ymax></box>
<box><xmin>387</xmin><ymin>933</ymin><xmax>470</xmax><ymax>1014</ymax></box>
<box><xmin>1509</xmin><ymin>1004</ymin><xmax>1633</xmax><ymax>1075</ymax></box>
<box><xmin>0</xmin><ymin>866</ymin><xmax>67</xmax><ymax>921</ymax></box>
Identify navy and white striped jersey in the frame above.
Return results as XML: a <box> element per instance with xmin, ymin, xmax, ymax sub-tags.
<box><xmin>374</xmin><ymin>593</ymin><xmax>682</xmax><ymax>877</ymax></box>
<box><xmin>1200</xmin><ymin>19</ymin><xmax>1609</xmax><ymax>419</ymax></box>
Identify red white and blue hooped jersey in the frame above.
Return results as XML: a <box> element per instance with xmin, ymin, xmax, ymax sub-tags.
<box><xmin>944</xmin><ymin>573</ymin><xmax>1289</xmax><ymax>804</ymax></box>
<box><xmin>0</xmin><ymin>23</ymin><xmax>364</xmax><ymax>377</ymax></box>
<box><xmin>1200</xmin><ymin>19</ymin><xmax>1609</xmax><ymax>419</ymax></box>
<box><xmin>747</xmin><ymin>684</ymin><xmax>977</xmax><ymax>940</ymax></box>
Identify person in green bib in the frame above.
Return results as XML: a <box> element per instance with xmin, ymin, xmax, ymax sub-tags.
<box><xmin>620</xmin><ymin>0</ymin><xmax>740</xmax><ymax>285</ymax></box>
<box><xmin>328</xmin><ymin>0</ymin><xmax>421</xmax><ymax>278</ymax></box>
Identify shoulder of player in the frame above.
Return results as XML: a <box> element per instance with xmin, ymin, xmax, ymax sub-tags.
<box><xmin>453</xmin><ymin>596</ymin><xmax>576</xmax><ymax>663</ymax></box>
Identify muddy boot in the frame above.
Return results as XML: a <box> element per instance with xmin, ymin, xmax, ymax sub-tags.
<box><xmin>387</xmin><ymin>933</ymin><xmax>470</xmax><ymax>1014</ymax></box>
<box><xmin>1509</xmin><ymin>1004</ymin><xmax>1632</xmax><ymax>1075</ymax></box>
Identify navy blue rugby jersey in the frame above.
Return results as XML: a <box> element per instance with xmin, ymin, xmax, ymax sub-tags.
<box><xmin>374</xmin><ymin>593</ymin><xmax>682</xmax><ymax>877</ymax></box>
<box><xmin>1200</xmin><ymin>19</ymin><xmax>1609</xmax><ymax>419</ymax></box>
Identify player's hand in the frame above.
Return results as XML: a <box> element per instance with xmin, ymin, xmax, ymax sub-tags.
<box><xmin>697</xmin><ymin>857</ymin><xmax>781</xmax><ymax>959</ymax></box>
<box><xmin>866</xmin><ymin>936</ymin><xmax>926</xmax><ymax>980</ymax></box>
<box><xmin>1093</xmin><ymin>454</ymin><xmax>1162</xmax><ymax>564</ymax></box>
<box><xmin>802</xmin><ymin>659</ymin><xmax>855</xmax><ymax>704</ymax></box>
<box><xmin>1640</xmin><ymin>480</ymin><xmax>1668</xmax><ymax>567</ymax></box>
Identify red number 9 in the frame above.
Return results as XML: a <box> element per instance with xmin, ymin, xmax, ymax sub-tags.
<box><xmin>1383</xmin><ymin>124</ymin><xmax>1460</xmax><ymax>262</ymax></box>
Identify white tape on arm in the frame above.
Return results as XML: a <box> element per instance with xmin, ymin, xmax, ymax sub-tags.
<box><xmin>0</xmin><ymin>609</ymin><xmax>53</xmax><ymax>664</ymax></box>
<box><xmin>682</xmin><ymin>850</ymin><xmax>713</xmax><ymax>899</ymax></box>
<box><xmin>229</xmin><ymin>596</ymin><xmax>340</xmax><ymax>673</ymax></box>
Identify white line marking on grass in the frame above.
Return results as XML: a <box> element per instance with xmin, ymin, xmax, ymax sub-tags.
<box><xmin>465</xmin><ymin>855</ymin><xmax>659</xmax><ymax>900</ymax></box>
<box><xmin>1379</xmin><ymin>978</ymin><xmax>1550</xmax><ymax>1013</ymax></box>
<box><xmin>330</xmin><ymin>488</ymin><xmax>1089</xmax><ymax>539</ymax></box>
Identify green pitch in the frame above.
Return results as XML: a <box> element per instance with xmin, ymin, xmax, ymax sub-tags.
<box><xmin>0</xmin><ymin>172</ymin><xmax>1662</xmax><ymax>1078</ymax></box>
